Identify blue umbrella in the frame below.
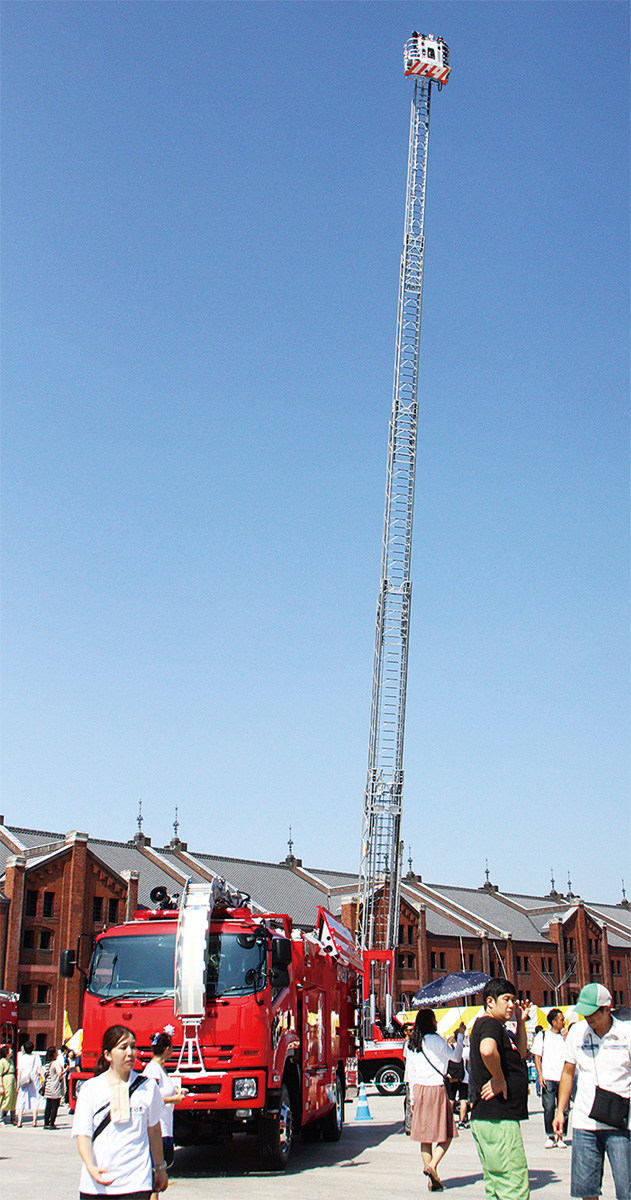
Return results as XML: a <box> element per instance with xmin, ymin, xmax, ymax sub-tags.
<box><xmin>412</xmin><ymin>971</ymin><xmax>490</xmax><ymax>1007</ymax></box>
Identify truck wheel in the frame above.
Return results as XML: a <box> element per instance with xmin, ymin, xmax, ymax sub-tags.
<box><xmin>173</xmin><ymin>1112</ymin><xmax>202</xmax><ymax>1146</ymax></box>
<box><xmin>321</xmin><ymin>1070</ymin><xmax>344</xmax><ymax>1142</ymax></box>
<box><xmin>300</xmin><ymin>1120</ymin><xmax>321</xmax><ymax>1142</ymax></box>
<box><xmin>375</xmin><ymin>1063</ymin><xmax>404</xmax><ymax>1095</ymax></box>
<box><xmin>259</xmin><ymin>1083</ymin><xmax>293</xmax><ymax>1170</ymax></box>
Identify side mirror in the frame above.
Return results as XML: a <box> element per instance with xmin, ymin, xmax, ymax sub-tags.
<box><xmin>269</xmin><ymin>966</ymin><xmax>290</xmax><ymax>990</ymax></box>
<box><xmin>60</xmin><ymin>949</ymin><xmax>76</xmax><ymax>978</ymax></box>
<box><xmin>271</xmin><ymin>938</ymin><xmax>292</xmax><ymax>967</ymax></box>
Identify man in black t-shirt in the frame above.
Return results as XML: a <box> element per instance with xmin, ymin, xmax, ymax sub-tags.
<box><xmin>469</xmin><ymin>978</ymin><xmax>530</xmax><ymax>1200</ymax></box>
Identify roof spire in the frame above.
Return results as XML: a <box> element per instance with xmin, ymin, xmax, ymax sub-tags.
<box><xmin>620</xmin><ymin>879</ymin><xmax>630</xmax><ymax>910</ymax></box>
<box><xmin>174</xmin><ymin>806</ymin><xmax>179</xmax><ymax>839</ymax></box>
<box><xmin>284</xmin><ymin>825</ymin><xmax>300</xmax><ymax>868</ymax></box>
<box><xmin>567</xmin><ymin>871</ymin><xmax>574</xmax><ymax>899</ymax></box>
<box><xmin>130</xmin><ymin>798</ymin><xmax>151</xmax><ymax>847</ymax></box>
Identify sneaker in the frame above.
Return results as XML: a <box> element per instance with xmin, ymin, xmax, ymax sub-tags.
<box><xmin>556</xmin><ymin>1137</ymin><xmax>567</xmax><ymax>1148</ymax></box>
<box><xmin>544</xmin><ymin>1138</ymin><xmax>556</xmax><ymax>1149</ymax></box>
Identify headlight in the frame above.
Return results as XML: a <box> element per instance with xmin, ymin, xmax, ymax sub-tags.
<box><xmin>233</xmin><ymin>1077</ymin><xmax>258</xmax><ymax>1100</ymax></box>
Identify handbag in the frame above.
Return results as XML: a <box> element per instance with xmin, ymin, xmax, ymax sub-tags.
<box><xmin>587</xmin><ymin>1034</ymin><xmax>630</xmax><ymax>1130</ymax></box>
<box><xmin>589</xmin><ymin>1086</ymin><xmax>630</xmax><ymax>1131</ymax></box>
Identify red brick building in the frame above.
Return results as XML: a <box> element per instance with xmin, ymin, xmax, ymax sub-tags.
<box><xmin>1</xmin><ymin>818</ymin><xmax>629</xmax><ymax>1050</ymax></box>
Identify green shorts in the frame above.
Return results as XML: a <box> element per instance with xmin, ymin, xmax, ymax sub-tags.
<box><xmin>471</xmin><ymin>1119</ymin><xmax>530</xmax><ymax>1200</ymax></box>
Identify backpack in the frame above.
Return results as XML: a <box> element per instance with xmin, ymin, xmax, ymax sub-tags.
<box><xmin>18</xmin><ymin>1058</ymin><xmax>34</xmax><ymax>1089</ymax></box>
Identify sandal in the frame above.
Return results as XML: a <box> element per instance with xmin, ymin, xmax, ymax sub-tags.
<box><xmin>424</xmin><ymin>1167</ymin><xmax>444</xmax><ymax>1192</ymax></box>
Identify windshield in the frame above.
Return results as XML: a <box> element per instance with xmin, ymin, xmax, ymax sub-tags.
<box><xmin>207</xmin><ymin>933</ymin><xmax>267</xmax><ymax>999</ymax></box>
<box><xmin>87</xmin><ymin>930</ymin><xmax>267</xmax><ymax>1000</ymax></box>
<box><xmin>88</xmin><ymin>933</ymin><xmax>176</xmax><ymax>998</ymax></box>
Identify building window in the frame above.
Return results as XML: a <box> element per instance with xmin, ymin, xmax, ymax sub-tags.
<box><xmin>25</xmin><ymin>890</ymin><xmax>38</xmax><ymax>916</ymax></box>
<box><xmin>431</xmin><ymin>952</ymin><xmax>437</xmax><ymax>970</ymax></box>
<box><xmin>523</xmin><ymin>957</ymin><xmax>529</xmax><ymax>972</ymax></box>
<box><xmin>108</xmin><ymin>898</ymin><xmax>119</xmax><ymax>925</ymax></box>
<box><xmin>398</xmin><ymin>925</ymin><xmax>404</xmax><ymax>945</ymax></box>
<box><xmin>526</xmin><ymin>990</ymin><xmax>531</xmax><ymax>1001</ymax></box>
<box><xmin>19</xmin><ymin>983</ymin><xmax>31</xmax><ymax>1003</ymax></box>
<box><xmin>490</xmin><ymin>962</ymin><xmax>496</xmax><ymax>977</ymax></box>
<box><xmin>40</xmin><ymin>930</ymin><xmax>53</xmax><ymax>951</ymax></box>
<box><xmin>398</xmin><ymin>955</ymin><xmax>405</xmax><ymax>969</ymax></box>
<box><xmin>517</xmin><ymin>956</ymin><xmax>522</xmax><ymax>973</ymax></box>
<box><xmin>407</xmin><ymin>955</ymin><xmax>414</xmax><ymax>969</ymax></box>
<box><xmin>439</xmin><ymin>953</ymin><xmax>446</xmax><ymax>970</ymax></box>
<box><xmin>36</xmin><ymin>984</ymin><xmax>49</xmax><ymax>1005</ymax></box>
<box><xmin>35</xmin><ymin>1034</ymin><xmax>47</xmax><ymax>1052</ymax></box>
<box><xmin>589</xmin><ymin>939</ymin><xmax>593</xmax><ymax>955</ymax></box>
<box><xmin>543</xmin><ymin>991</ymin><xmax>549</xmax><ymax>1005</ymax></box>
<box><xmin>93</xmin><ymin>896</ymin><xmax>103</xmax><ymax>923</ymax></box>
<box><xmin>548</xmin><ymin>958</ymin><xmax>553</xmax><ymax>972</ymax></box>
<box><xmin>518</xmin><ymin>989</ymin><xmax>524</xmax><ymax>1001</ymax></box>
<box><xmin>469</xmin><ymin>954</ymin><xmax>475</xmax><ymax>970</ymax></box>
<box><xmin>23</xmin><ymin>929</ymin><xmax>35</xmax><ymax>949</ymax></box>
<box><xmin>42</xmin><ymin>892</ymin><xmax>55</xmax><ymax>918</ymax></box>
<box><xmin>408</xmin><ymin>926</ymin><xmax>414</xmax><ymax>945</ymax></box>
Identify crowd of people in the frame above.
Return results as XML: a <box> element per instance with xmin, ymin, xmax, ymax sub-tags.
<box><xmin>2</xmin><ymin>1023</ymin><xmax>184</xmax><ymax>1199</ymax></box>
<box><xmin>0</xmin><ymin>1039</ymin><xmax>77</xmax><ymax>1128</ymax></box>
<box><xmin>3</xmin><ymin>982</ymin><xmax>630</xmax><ymax>1200</ymax></box>
<box><xmin>400</xmin><ymin>980</ymin><xmax>631</xmax><ymax>1200</ymax></box>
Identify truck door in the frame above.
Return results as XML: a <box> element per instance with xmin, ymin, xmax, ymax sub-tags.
<box><xmin>303</xmin><ymin>987</ymin><xmax>328</xmax><ymax>1118</ymax></box>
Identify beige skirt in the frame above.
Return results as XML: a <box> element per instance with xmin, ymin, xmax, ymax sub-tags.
<box><xmin>410</xmin><ymin>1083</ymin><xmax>458</xmax><ymax>1144</ymax></box>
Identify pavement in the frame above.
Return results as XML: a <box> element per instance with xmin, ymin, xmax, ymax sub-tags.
<box><xmin>1</xmin><ymin>1088</ymin><xmax>620</xmax><ymax>1200</ymax></box>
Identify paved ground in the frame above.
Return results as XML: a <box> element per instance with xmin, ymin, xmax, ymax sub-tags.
<box><xmin>2</xmin><ymin>1087</ymin><xmax>619</xmax><ymax>1200</ymax></box>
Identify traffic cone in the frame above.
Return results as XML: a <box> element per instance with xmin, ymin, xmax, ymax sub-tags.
<box><xmin>355</xmin><ymin>1081</ymin><xmax>373</xmax><ymax>1121</ymax></box>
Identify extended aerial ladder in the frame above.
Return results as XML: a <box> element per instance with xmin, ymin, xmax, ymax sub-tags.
<box><xmin>357</xmin><ymin>34</ymin><xmax>450</xmax><ymax>1030</ymax></box>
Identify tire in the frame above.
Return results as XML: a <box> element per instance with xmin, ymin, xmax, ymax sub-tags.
<box><xmin>259</xmin><ymin>1083</ymin><xmax>293</xmax><ymax>1170</ymax></box>
<box><xmin>321</xmin><ymin>1070</ymin><xmax>344</xmax><ymax>1142</ymax></box>
<box><xmin>300</xmin><ymin>1120</ymin><xmax>321</xmax><ymax>1142</ymax></box>
<box><xmin>173</xmin><ymin>1112</ymin><xmax>202</xmax><ymax>1147</ymax></box>
<box><xmin>374</xmin><ymin>1063</ymin><xmax>404</xmax><ymax>1096</ymax></box>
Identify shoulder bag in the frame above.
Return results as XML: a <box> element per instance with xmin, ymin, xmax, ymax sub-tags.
<box><xmin>92</xmin><ymin>1075</ymin><xmax>147</xmax><ymax>1142</ymax></box>
<box><xmin>587</xmin><ymin>1034</ymin><xmax>630</xmax><ymax>1130</ymax></box>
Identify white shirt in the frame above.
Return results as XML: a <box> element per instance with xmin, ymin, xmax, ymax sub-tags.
<box><xmin>531</xmin><ymin>1029</ymin><xmax>567</xmax><ymax>1083</ymax></box>
<box><xmin>16</xmin><ymin>1051</ymin><xmax>41</xmax><ymax>1091</ymax></box>
<box><xmin>563</xmin><ymin>1017</ymin><xmax>631</xmax><ymax>1131</ymax></box>
<box><xmin>143</xmin><ymin>1059</ymin><xmax>177</xmax><ymax>1137</ymax></box>
<box><xmin>406</xmin><ymin>1032</ymin><xmax>463</xmax><ymax>1089</ymax></box>
<box><xmin>72</xmin><ymin>1070</ymin><xmax>163</xmax><ymax>1194</ymax></box>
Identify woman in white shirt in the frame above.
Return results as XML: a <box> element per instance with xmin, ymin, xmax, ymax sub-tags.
<box><xmin>407</xmin><ymin>1009</ymin><xmax>465</xmax><ymax>1191</ymax></box>
<box><xmin>72</xmin><ymin>1024</ymin><xmax>168</xmax><ymax>1198</ymax></box>
<box><xmin>143</xmin><ymin>1030</ymin><xmax>187</xmax><ymax>1170</ymax></box>
<box><xmin>15</xmin><ymin>1039</ymin><xmax>42</xmax><ymax>1128</ymax></box>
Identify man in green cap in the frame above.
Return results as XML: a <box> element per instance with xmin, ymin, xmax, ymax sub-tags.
<box><xmin>554</xmin><ymin>984</ymin><xmax>631</xmax><ymax>1200</ymax></box>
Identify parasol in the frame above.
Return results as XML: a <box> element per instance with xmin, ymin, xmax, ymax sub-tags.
<box><xmin>412</xmin><ymin>971</ymin><xmax>490</xmax><ymax>1007</ymax></box>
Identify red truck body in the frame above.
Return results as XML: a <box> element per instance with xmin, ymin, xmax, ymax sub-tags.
<box><xmin>0</xmin><ymin>990</ymin><xmax>19</xmax><ymax>1054</ymax></box>
<box><xmin>67</xmin><ymin>901</ymin><xmax>360</xmax><ymax>1168</ymax></box>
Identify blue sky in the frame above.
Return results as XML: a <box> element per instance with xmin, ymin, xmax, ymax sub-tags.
<box><xmin>2</xmin><ymin>2</ymin><xmax>629</xmax><ymax>902</ymax></box>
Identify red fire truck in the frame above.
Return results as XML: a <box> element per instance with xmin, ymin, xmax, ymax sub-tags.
<box><xmin>0</xmin><ymin>990</ymin><xmax>19</xmax><ymax>1054</ymax></box>
<box><xmin>61</xmin><ymin>880</ymin><xmax>361</xmax><ymax>1168</ymax></box>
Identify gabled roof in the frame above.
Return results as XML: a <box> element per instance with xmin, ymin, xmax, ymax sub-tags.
<box><xmin>2</xmin><ymin>823</ymin><xmax>628</xmax><ymax>943</ymax></box>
